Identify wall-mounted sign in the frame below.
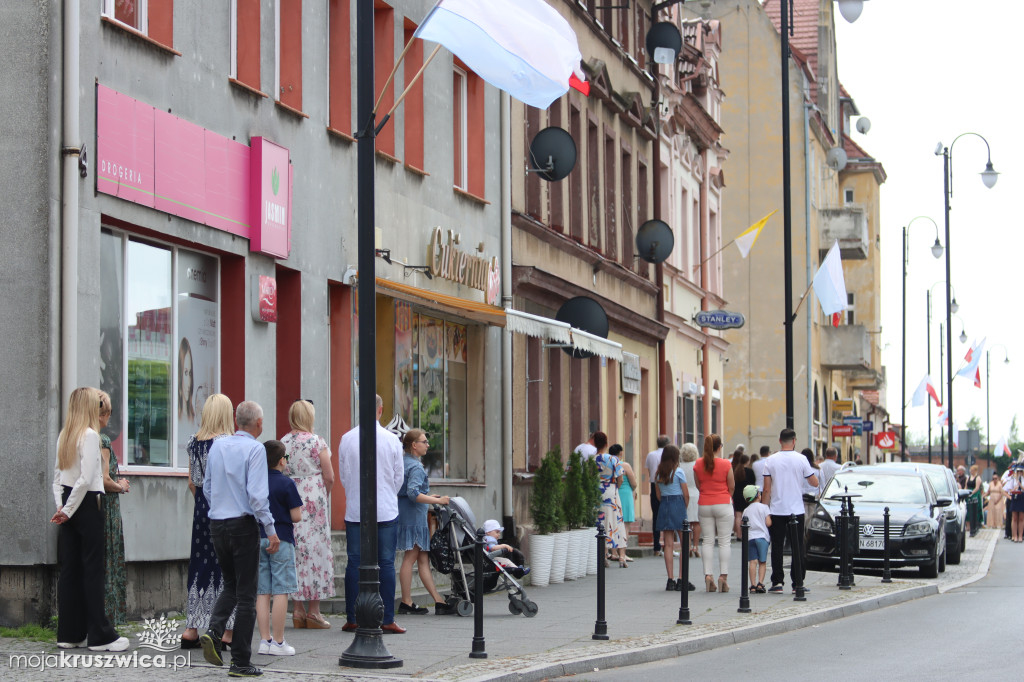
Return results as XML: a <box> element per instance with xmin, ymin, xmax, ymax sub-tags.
<box><xmin>251</xmin><ymin>275</ymin><xmax>278</xmax><ymax>323</ymax></box>
<box><xmin>874</xmin><ymin>431</ymin><xmax>897</xmax><ymax>450</ymax></box>
<box><xmin>843</xmin><ymin>416</ymin><xmax>863</xmax><ymax>436</ymax></box>
<box><xmin>832</xmin><ymin>424</ymin><xmax>854</xmax><ymax>438</ymax></box>
<box><xmin>427</xmin><ymin>227</ymin><xmax>500</xmax><ymax>305</ymax></box>
<box><xmin>863</xmin><ymin>420</ymin><xmax>874</xmax><ymax>432</ymax></box>
<box><xmin>250</xmin><ymin>137</ymin><xmax>291</xmax><ymax>259</ymax></box>
<box><xmin>693</xmin><ymin>310</ymin><xmax>745</xmax><ymax>329</ymax></box>
<box><xmin>621</xmin><ymin>352</ymin><xmax>641</xmax><ymax>395</ymax></box>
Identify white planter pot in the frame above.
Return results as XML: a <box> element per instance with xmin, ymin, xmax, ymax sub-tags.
<box><xmin>574</xmin><ymin>529</ymin><xmax>589</xmax><ymax>578</ymax></box>
<box><xmin>529</xmin><ymin>534</ymin><xmax>554</xmax><ymax>587</ymax></box>
<box><xmin>549</xmin><ymin>532</ymin><xmax>569</xmax><ymax>584</ymax></box>
<box><xmin>587</xmin><ymin>526</ymin><xmax>598</xmax><ymax>574</ymax></box>
<box><xmin>563</xmin><ymin>531</ymin><xmax>580</xmax><ymax>581</ymax></box>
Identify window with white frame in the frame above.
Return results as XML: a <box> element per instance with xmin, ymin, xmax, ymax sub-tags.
<box><xmin>100</xmin><ymin>229</ymin><xmax>220</xmax><ymax>472</ymax></box>
<box><xmin>453</xmin><ymin>65</ymin><xmax>468</xmax><ymax>190</ymax></box>
<box><xmin>102</xmin><ymin>0</ymin><xmax>148</xmax><ymax>33</ymax></box>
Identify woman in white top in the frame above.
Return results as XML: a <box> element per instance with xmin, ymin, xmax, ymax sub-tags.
<box><xmin>680</xmin><ymin>443</ymin><xmax>701</xmax><ymax>557</ymax></box>
<box><xmin>51</xmin><ymin>387</ymin><xmax>128</xmax><ymax>652</ymax></box>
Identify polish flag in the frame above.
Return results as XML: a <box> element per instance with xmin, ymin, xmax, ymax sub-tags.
<box><xmin>911</xmin><ymin>374</ymin><xmax>941</xmax><ymax>408</ymax></box>
<box><xmin>993</xmin><ymin>436</ymin><xmax>1012</xmax><ymax>457</ymax></box>
<box><xmin>957</xmin><ymin>337</ymin><xmax>986</xmax><ymax>382</ymax></box>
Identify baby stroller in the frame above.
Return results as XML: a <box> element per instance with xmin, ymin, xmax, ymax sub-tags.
<box><xmin>429</xmin><ymin>497</ymin><xmax>538</xmax><ymax>618</ymax></box>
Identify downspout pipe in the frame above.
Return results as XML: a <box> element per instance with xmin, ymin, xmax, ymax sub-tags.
<box><xmin>804</xmin><ymin>103</ymin><xmax>813</xmax><ymax>450</ymax></box>
<box><xmin>652</xmin><ymin>71</ymin><xmax>667</xmax><ymax>437</ymax></box>
<box><xmin>500</xmin><ymin>92</ymin><xmax>514</xmax><ymax>536</ymax></box>
<box><xmin>61</xmin><ymin>0</ymin><xmax>81</xmax><ymax>408</ymax></box>
<box><xmin>700</xmin><ymin>149</ymin><xmax>710</xmax><ymax>437</ymax></box>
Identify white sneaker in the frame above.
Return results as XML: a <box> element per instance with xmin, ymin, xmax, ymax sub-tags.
<box><xmin>89</xmin><ymin>636</ymin><xmax>129</xmax><ymax>652</ymax></box>
<box><xmin>672</xmin><ymin>551</ymin><xmax>680</xmax><ymax>557</ymax></box>
<box><xmin>268</xmin><ymin>640</ymin><xmax>295</xmax><ymax>656</ymax></box>
<box><xmin>57</xmin><ymin>639</ymin><xmax>86</xmax><ymax>649</ymax></box>
<box><xmin>257</xmin><ymin>639</ymin><xmax>272</xmax><ymax>655</ymax></box>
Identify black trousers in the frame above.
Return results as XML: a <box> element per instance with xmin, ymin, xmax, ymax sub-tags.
<box><xmin>57</xmin><ymin>488</ymin><xmax>119</xmax><ymax>646</ymax></box>
<box><xmin>1007</xmin><ymin>501</ymin><xmax>1014</xmax><ymax>538</ymax></box>
<box><xmin>209</xmin><ymin>515</ymin><xmax>260</xmax><ymax>667</ymax></box>
<box><xmin>769</xmin><ymin>513</ymin><xmax>805</xmax><ymax>587</ymax></box>
<box><xmin>650</xmin><ymin>483</ymin><xmax>662</xmax><ymax>552</ymax></box>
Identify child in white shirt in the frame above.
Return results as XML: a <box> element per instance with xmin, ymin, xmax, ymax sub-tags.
<box><xmin>741</xmin><ymin>485</ymin><xmax>772</xmax><ymax>593</ymax></box>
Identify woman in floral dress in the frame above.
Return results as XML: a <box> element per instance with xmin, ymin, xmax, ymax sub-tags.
<box><xmin>593</xmin><ymin>432</ymin><xmax>628</xmax><ymax>567</ymax></box>
<box><xmin>97</xmin><ymin>390</ymin><xmax>129</xmax><ymax>625</ymax></box>
<box><xmin>283</xmin><ymin>400</ymin><xmax>335</xmax><ymax>629</ymax></box>
<box><xmin>181</xmin><ymin>394</ymin><xmax>236</xmax><ymax>648</ymax></box>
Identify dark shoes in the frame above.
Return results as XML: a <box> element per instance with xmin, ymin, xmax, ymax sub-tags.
<box><xmin>398</xmin><ymin>601</ymin><xmax>429</xmax><ymax>615</ymax></box>
<box><xmin>768</xmin><ymin>584</ymin><xmax>784</xmax><ymax>593</ymax></box>
<box><xmin>341</xmin><ymin>622</ymin><xmax>358</xmax><ymax>632</ymax></box>
<box><xmin>666</xmin><ymin>578</ymin><xmax>677</xmax><ymax>591</ymax></box>
<box><xmin>228</xmin><ymin>664</ymin><xmax>263</xmax><ymax>677</ymax></box>
<box><xmin>754</xmin><ymin>583</ymin><xmax>767</xmax><ymax>593</ymax></box>
<box><xmin>180</xmin><ymin>636</ymin><xmax>201</xmax><ymax>650</ymax></box>
<box><xmin>380</xmin><ymin>621</ymin><xmax>406</xmax><ymax>634</ymax></box>
<box><xmin>200</xmin><ymin>633</ymin><xmax>224</xmax><ymax>667</ymax></box>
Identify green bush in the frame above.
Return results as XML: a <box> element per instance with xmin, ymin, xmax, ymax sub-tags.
<box><xmin>583</xmin><ymin>457</ymin><xmax>602</xmax><ymax>528</ymax></box>
<box><xmin>531</xmin><ymin>447</ymin><xmax>565</xmax><ymax>535</ymax></box>
<box><xmin>563</xmin><ymin>450</ymin><xmax>587</xmax><ymax>529</ymax></box>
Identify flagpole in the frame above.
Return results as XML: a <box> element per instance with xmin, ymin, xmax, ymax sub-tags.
<box><xmin>384</xmin><ymin>45</ymin><xmax>442</xmax><ymax>120</ymax></box>
<box><xmin>373</xmin><ymin>34</ymin><xmax>418</xmax><ymax>114</ymax></box>
<box><xmin>692</xmin><ymin>236</ymin><xmax>739</xmax><ymax>274</ymax></box>
<box><xmin>790</xmin><ymin>279</ymin><xmax>814</xmax><ymax>321</ymax></box>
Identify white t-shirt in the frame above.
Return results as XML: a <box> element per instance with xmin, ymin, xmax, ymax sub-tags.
<box><xmin>818</xmin><ymin>458</ymin><xmax>841</xmax><ymax>495</ymax></box>
<box><xmin>752</xmin><ymin>457</ymin><xmax>769</xmax><ymax>491</ymax></box>
<box><xmin>574</xmin><ymin>442</ymin><xmax>597</xmax><ymax>460</ymax></box>
<box><xmin>644</xmin><ymin>448</ymin><xmax>664</xmax><ymax>484</ymax></box>
<box><xmin>763</xmin><ymin>449</ymin><xmax>816</xmax><ymax>516</ymax></box>
<box><xmin>742</xmin><ymin>501</ymin><xmax>771</xmax><ymax>541</ymax></box>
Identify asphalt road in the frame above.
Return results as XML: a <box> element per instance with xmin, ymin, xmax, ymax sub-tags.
<box><xmin>565</xmin><ymin>538</ymin><xmax>1022</xmax><ymax>681</ymax></box>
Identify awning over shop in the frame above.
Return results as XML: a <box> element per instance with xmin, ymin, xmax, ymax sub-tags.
<box><xmin>504</xmin><ymin>308</ymin><xmax>624</xmax><ymax>362</ymax></box>
<box><xmin>376</xmin><ymin>277</ymin><xmax>507</xmax><ymax>327</ymax></box>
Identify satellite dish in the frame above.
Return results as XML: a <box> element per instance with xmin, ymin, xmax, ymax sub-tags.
<box><xmin>635</xmin><ymin>219</ymin><xmax>674</xmax><ymax>264</ymax></box>
<box><xmin>855</xmin><ymin>117</ymin><xmax>871</xmax><ymax>134</ymax></box>
<box><xmin>528</xmin><ymin>127</ymin><xmax>577</xmax><ymax>182</ymax></box>
<box><xmin>645</xmin><ymin>22</ymin><xmax>682</xmax><ymax>65</ymax></box>
<box><xmin>556</xmin><ymin>296</ymin><xmax>609</xmax><ymax>359</ymax></box>
<box><xmin>826</xmin><ymin>147</ymin><xmax>848</xmax><ymax>171</ymax></box>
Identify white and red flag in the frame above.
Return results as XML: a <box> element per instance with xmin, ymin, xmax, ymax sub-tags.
<box><xmin>957</xmin><ymin>337</ymin><xmax>986</xmax><ymax>382</ymax></box>
<box><xmin>993</xmin><ymin>436</ymin><xmax>1012</xmax><ymax>457</ymax></box>
<box><xmin>416</xmin><ymin>0</ymin><xmax>587</xmax><ymax>109</ymax></box>
<box><xmin>911</xmin><ymin>374</ymin><xmax>941</xmax><ymax>407</ymax></box>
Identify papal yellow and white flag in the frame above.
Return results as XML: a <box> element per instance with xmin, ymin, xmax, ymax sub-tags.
<box><xmin>734</xmin><ymin>210</ymin><xmax>777</xmax><ymax>258</ymax></box>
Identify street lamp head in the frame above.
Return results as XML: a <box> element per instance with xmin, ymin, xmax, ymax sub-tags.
<box><xmin>930</xmin><ymin>238</ymin><xmax>944</xmax><ymax>259</ymax></box>
<box><xmin>836</xmin><ymin>0</ymin><xmax>865</xmax><ymax>23</ymax></box>
<box><xmin>960</xmin><ymin>329</ymin><xmax>968</xmax><ymax>344</ymax></box>
<box><xmin>981</xmin><ymin>161</ymin><xmax>999</xmax><ymax>189</ymax></box>
<box><xmin>951</xmin><ymin>296</ymin><xmax>959</xmax><ymax>314</ymax></box>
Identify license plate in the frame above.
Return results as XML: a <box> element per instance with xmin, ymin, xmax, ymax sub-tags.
<box><xmin>859</xmin><ymin>537</ymin><xmax>885</xmax><ymax>550</ymax></box>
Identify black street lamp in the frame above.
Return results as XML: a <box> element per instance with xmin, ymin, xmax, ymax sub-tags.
<box><xmin>986</xmin><ymin>345</ymin><xmax>1010</xmax><ymax>458</ymax></box>
<box><xmin>937</xmin><ymin>133</ymin><xmax>998</xmax><ymax>470</ymax></box>
<box><xmin>900</xmin><ymin>217</ymin><xmax>942</xmax><ymax>461</ymax></box>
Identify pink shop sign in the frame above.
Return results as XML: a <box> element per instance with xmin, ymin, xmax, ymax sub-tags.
<box><xmin>96</xmin><ymin>85</ymin><xmax>292</xmax><ymax>258</ymax></box>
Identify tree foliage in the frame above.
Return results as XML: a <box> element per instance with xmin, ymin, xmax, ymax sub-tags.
<box><xmin>562</xmin><ymin>450</ymin><xmax>587</xmax><ymax>529</ymax></box>
<box><xmin>530</xmin><ymin>447</ymin><xmax>565</xmax><ymax>535</ymax></box>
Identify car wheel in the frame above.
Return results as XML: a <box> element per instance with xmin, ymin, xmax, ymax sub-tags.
<box><xmin>947</xmin><ymin>534</ymin><xmax>962</xmax><ymax>564</ymax></box>
<box><xmin>920</xmin><ymin>549</ymin><xmax>940</xmax><ymax>579</ymax></box>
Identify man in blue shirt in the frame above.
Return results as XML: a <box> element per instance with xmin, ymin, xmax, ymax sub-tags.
<box><xmin>201</xmin><ymin>400</ymin><xmax>278</xmax><ymax>678</ymax></box>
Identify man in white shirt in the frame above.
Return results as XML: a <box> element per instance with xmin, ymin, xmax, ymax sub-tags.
<box><xmin>762</xmin><ymin>429</ymin><xmax>818</xmax><ymax>593</ymax></box>
<box><xmin>644</xmin><ymin>436</ymin><xmax>670</xmax><ymax>555</ymax></box>
<box><xmin>817</xmin><ymin>447</ymin><xmax>841</xmax><ymax>496</ymax></box>
<box><xmin>752</xmin><ymin>445</ymin><xmax>772</xmax><ymax>491</ymax></box>
<box><xmin>574</xmin><ymin>434</ymin><xmax>598</xmax><ymax>460</ymax></box>
<box><xmin>338</xmin><ymin>394</ymin><xmax>406</xmax><ymax>634</ymax></box>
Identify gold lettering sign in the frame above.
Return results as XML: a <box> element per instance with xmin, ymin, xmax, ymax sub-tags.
<box><xmin>426</xmin><ymin>227</ymin><xmax>500</xmax><ymax>304</ymax></box>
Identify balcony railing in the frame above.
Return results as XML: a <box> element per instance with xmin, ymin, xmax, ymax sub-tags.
<box><xmin>819</xmin><ymin>206</ymin><xmax>869</xmax><ymax>260</ymax></box>
<box><xmin>821</xmin><ymin>324</ymin><xmax>871</xmax><ymax>371</ymax></box>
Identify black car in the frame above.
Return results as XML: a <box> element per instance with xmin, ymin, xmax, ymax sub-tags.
<box><xmin>804</xmin><ymin>465</ymin><xmax>950</xmax><ymax>578</ymax></box>
<box><xmin>884</xmin><ymin>462</ymin><xmax>969</xmax><ymax>564</ymax></box>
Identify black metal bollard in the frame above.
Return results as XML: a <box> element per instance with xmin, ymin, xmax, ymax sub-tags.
<box><xmin>738</xmin><ymin>516</ymin><xmax>751</xmax><ymax>613</ymax></box>
<box><xmin>469</xmin><ymin>529</ymin><xmax>487</xmax><ymax>659</ymax></box>
<box><xmin>677</xmin><ymin>521</ymin><xmax>692</xmax><ymax>625</ymax></box>
<box><xmin>593</xmin><ymin>522</ymin><xmax>609</xmax><ymax>640</ymax></box>
<box><xmin>837</xmin><ymin>494</ymin><xmax>854</xmax><ymax>590</ymax></box>
<box><xmin>789</xmin><ymin>515</ymin><xmax>806</xmax><ymax>601</ymax></box>
<box><xmin>881</xmin><ymin>506</ymin><xmax>892</xmax><ymax>583</ymax></box>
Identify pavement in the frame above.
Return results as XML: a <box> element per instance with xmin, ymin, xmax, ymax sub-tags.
<box><xmin>0</xmin><ymin>529</ymin><xmax>1000</xmax><ymax>681</ymax></box>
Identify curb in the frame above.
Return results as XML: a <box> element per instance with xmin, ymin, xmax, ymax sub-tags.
<box><xmin>938</xmin><ymin>529</ymin><xmax>999</xmax><ymax>594</ymax></box>
<box><xmin>459</xmin><ymin>584</ymin><xmax>937</xmax><ymax>682</ymax></box>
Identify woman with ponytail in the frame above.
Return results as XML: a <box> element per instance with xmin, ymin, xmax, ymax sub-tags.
<box><xmin>692</xmin><ymin>434</ymin><xmax>735</xmax><ymax>593</ymax></box>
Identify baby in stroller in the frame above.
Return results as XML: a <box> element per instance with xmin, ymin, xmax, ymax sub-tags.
<box><xmin>481</xmin><ymin>519</ymin><xmax>530</xmax><ymax>578</ymax></box>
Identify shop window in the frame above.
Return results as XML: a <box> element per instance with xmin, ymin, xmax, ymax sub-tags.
<box><xmin>696</xmin><ymin>398</ymin><xmax>705</xmax><ymax>446</ymax></box>
<box><xmin>675</xmin><ymin>394</ymin><xmax>683</xmax><ymax>447</ymax></box>
<box><xmin>393</xmin><ymin>303</ymin><xmax>468</xmax><ymax>479</ymax></box>
<box><xmin>231</xmin><ymin>0</ymin><xmax>261</xmax><ymax>92</ymax></box>
<box><xmin>711</xmin><ymin>400</ymin><xmax>720</xmax><ymax>436</ymax></box>
<box><xmin>375</xmin><ymin>1</ymin><xmax>396</xmax><ymax>156</ymax></box>
<box><xmin>452</xmin><ymin>58</ymin><xmax>485</xmax><ymax>198</ymax></box>
<box><xmin>102</xmin><ymin>0</ymin><xmax>174</xmax><ymax>48</ymax></box>
<box><xmin>403</xmin><ymin>19</ymin><xmax>425</xmax><ymax>170</ymax></box>
<box><xmin>276</xmin><ymin>0</ymin><xmax>304</xmax><ymax>113</ymax></box>
<box><xmin>100</xmin><ymin>229</ymin><xmax>220</xmax><ymax>471</ymax></box>
<box><xmin>683</xmin><ymin>394</ymin><xmax>694</xmax><ymax>445</ymax></box>
<box><xmin>328</xmin><ymin>0</ymin><xmax>351</xmax><ymax>135</ymax></box>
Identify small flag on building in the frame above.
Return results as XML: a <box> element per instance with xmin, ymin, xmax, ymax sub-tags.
<box><xmin>812</xmin><ymin>241</ymin><xmax>848</xmax><ymax>316</ymax></box>
<box><xmin>734</xmin><ymin>210</ymin><xmax>776</xmax><ymax>258</ymax></box>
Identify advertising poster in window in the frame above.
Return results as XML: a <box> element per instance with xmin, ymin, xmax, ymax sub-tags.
<box><xmin>100</xmin><ymin>231</ymin><xmax>125</xmax><ymax>464</ymax></box>
<box><xmin>394</xmin><ymin>302</ymin><xmax>415</xmax><ymax>424</ymax></box>
<box><xmin>419</xmin><ymin>317</ymin><xmax>444</xmax><ymax>478</ymax></box>
<box><xmin>176</xmin><ymin>251</ymin><xmax>219</xmax><ymax>467</ymax></box>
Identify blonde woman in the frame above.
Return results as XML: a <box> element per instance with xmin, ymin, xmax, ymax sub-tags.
<box><xmin>182</xmin><ymin>394</ymin><xmax>236</xmax><ymax>648</ymax></box>
<box><xmin>679</xmin><ymin>443</ymin><xmax>701</xmax><ymax>557</ymax></box>
<box><xmin>51</xmin><ymin>387</ymin><xmax>129</xmax><ymax>651</ymax></box>
<box><xmin>97</xmin><ymin>389</ymin><xmax>129</xmax><ymax>626</ymax></box>
<box><xmin>283</xmin><ymin>400</ymin><xmax>335</xmax><ymax>629</ymax></box>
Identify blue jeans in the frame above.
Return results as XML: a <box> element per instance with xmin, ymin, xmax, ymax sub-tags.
<box><xmin>209</xmin><ymin>515</ymin><xmax>259</xmax><ymax>666</ymax></box>
<box><xmin>345</xmin><ymin>518</ymin><xmax>398</xmax><ymax>625</ymax></box>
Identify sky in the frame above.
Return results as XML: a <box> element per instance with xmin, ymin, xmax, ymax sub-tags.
<box><xmin>834</xmin><ymin>1</ymin><xmax>1024</xmax><ymax>448</ymax></box>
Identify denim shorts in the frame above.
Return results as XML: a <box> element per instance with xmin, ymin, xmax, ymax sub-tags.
<box><xmin>258</xmin><ymin>538</ymin><xmax>298</xmax><ymax>595</ymax></box>
<box><xmin>748</xmin><ymin>538</ymin><xmax>769</xmax><ymax>563</ymax></box>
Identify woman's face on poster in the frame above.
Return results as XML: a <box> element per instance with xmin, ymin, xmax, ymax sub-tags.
<box><xmin>181</xmin><ymin>347</ymin><xmax>193</xmax><ymax>401</ymax></box>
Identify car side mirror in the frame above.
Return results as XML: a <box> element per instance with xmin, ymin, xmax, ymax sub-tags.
<box><xmin>957</xmin><ymin>490</ymin><xmax>971</xmax><ymax>501</ymax></box>
<box><xmin>935</xmin><ymin>497</ymin><xmax>953</xmax><ymax>508</ymax></box>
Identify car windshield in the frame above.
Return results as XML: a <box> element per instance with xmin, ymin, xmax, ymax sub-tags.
<box><xmin>923</xmin><ymin>470</ymin><xmax>952</xmax><ymax>496</ymax></box>
<box><xmin>824</xmin><ymin>472</ymin><xmax>927</xmax><ymax>504</ymax></box>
